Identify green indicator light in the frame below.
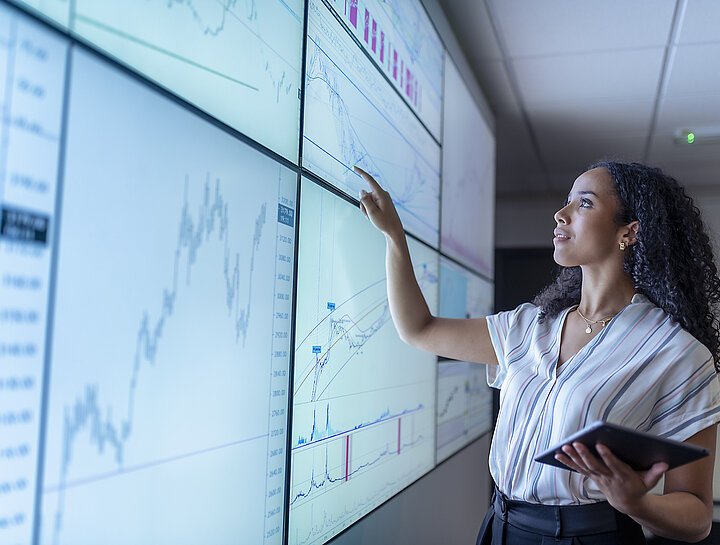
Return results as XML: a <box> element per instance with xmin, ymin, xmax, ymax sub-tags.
<box><xmin>687</xmin><ymin>132</ymin><xmax>695</xmax><ymax>144</ymax></box>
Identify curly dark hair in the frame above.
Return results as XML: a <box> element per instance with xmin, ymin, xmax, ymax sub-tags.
<box><xmin>533</xmin><ymin>161</ymin><xmax>720</xmax><ymax>369</ymax></box>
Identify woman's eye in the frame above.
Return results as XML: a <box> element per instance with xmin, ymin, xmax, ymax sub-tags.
<box><xmin>580</xmin><ymin>198</ymin><xmax>592</xmax><ymax>208</ymax></box>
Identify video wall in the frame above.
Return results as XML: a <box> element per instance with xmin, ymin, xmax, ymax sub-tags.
<box><xmin>0</xmin><ymin>1</ymin><xmax>495</xmax><ymax>544</ymax></box>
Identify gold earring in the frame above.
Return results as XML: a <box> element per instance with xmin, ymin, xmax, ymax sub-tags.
<box><xmin>619</xmin><ymin>241</ymin><xmax>627</xmax><ymax>251</ymax></box>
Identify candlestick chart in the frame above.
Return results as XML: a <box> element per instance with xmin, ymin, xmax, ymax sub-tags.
<box><xmin>325</xmin><ymin>0</ymin><xmax>443</xmax><ymax>138</ymax></box>
<box><xmin>302</xmin><ymin>0</ymin><xmax>440</xmax><ymax>248</ymax></box>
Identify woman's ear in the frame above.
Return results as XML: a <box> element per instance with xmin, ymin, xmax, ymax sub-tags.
<box><xmin>625</xmin><ymin>221</ymin><xmax>640</xmax><ymax>246</ymax></box>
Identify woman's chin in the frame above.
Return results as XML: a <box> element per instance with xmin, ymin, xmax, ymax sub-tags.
<box><xmin>552</xmin><ymin>248</ymin><xmax>576</xmax><ymax>267</ymax></box>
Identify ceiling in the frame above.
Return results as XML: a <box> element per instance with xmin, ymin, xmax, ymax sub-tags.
<box><xmin>437</xmin><ymin>0</ymin><xmax>720</xmax><ymax>197</ymax></box>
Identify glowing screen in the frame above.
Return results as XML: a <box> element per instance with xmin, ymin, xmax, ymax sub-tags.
<box><xmin>441</xmin><ymin>56</ymin><xmax>495</xmax><ymax>276</ymax></box>
<box><xmin>436</xmin><ymin>361</ymin><xmax>493</xmax><ymax>463</ymax></box>
<box><xmin>0</xmin><ymin>6</ymin><xmax>67</xmax><ymax>544</ymax></box>
<box><xmin>289</xmin><ymin>178</ymin><xmax>438</xmax><ymax>545</ymax></box>
<box><xmin>324</xmin><ymin>0</ymin><xmax>443</xmax><ymax>139</ymax></box>
<box><xmin>436</xmin><ymin>257</ymin><xmax>494</xmax><ymax>461</ymax></box>
<box><xmin>303</xmin><ymin>0</ymin><xmax>440</xmax><ymax>248</ymax></box>
<box><xmin>16</xmin><ymin>0</ymin><xmax>305</xmax><ymax>162</ymax></box>
<box><xmin>0</xmin><ymin>13</ymin><xmax>297</xmax><ymax>537</ymax></box>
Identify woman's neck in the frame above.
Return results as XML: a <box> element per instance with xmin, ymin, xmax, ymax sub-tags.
<box><xmin>578</xmin><ymin>266</ymin><xmax>637</xmax><ymax>319</ymax></box>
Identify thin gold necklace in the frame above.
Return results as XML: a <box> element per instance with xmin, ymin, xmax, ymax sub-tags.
<box><xmin>575</xmin><ymin>307</ymin><xmax>617</xmax><ymax>334</ymax></box>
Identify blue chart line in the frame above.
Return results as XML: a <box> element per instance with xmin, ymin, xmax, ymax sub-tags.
<box><xmin>49</xmin><ymin>176</ymin><xmax>266</xmax><ymax>543</ymax></box>
<box><xmin>290</xmin><ymin>432</ymin><xmax>424</xmax><ymax>506</ymax></box>
<box><xmin>295</xmin><ymin>404</ymin><xmax>423</xmax><ymax>449</ymax></box>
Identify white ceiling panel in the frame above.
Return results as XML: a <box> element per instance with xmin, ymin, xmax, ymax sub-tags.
<box><xmin>488</xmin><ymin>0</ymin><xmax>676</xmax><ymax>58</ymax></box>
<box><xmin>512</xmin><ymin>48</ymin><xmax>666</xmax><ymax>105</ymax></box>
<box><xmin>441</xmin><ymin>0</ymin><xmax>503</xmax><ymax>60</ymax></box>
<box><xmin>470</xmin><ymin>59</ymin><xmax>520</xmax><ymax>113</ymax></box>
<box><xmin>676</xmin><ymin>0</ymin><xmax>720</xmax><ymax>45</ymax></box>
<box><xmin>538</xmin><ymin>133</ymin><xmax>647</xmax><ymax>171</ymax></box>
<box><xmin>528</xmin><ymin>98</ymin><xmax>653</xmax><ymax>141</ymax></box>
<box><xmin>655</xmin><ymin>94</ymin><xmax>720</xmax><ymax>132</ymax></box>
<box><xmin>663</xmin><ymin>43</ymin><xmax>720</xmax><ymax>96</ymax></box>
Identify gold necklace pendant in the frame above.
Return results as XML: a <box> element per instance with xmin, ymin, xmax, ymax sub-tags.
<box><xmin>576</xmin><ymin>307</ymin><xmax>616</xmax><ymax>335</ymax></box>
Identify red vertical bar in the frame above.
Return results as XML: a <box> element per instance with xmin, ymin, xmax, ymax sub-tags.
<box><xmin>393</xmin><ymin>50</ymin><xmax>398</xmax><ymax>80</ymax></box>
<box><xmin>380</xmin><ymin>32</ymin><xmax>385</xmax><ymax>63</ymax></box>
<box><xmin>406</xmin><ymin>69</ymin><xmax>411</xmax><ymax>97</ymax></box>
<box><xmin>364</xmin><ymin>9</ymin><xmax>370</xmax><ymax>43</ymax></box>
<box><xmin>397</xmin><ymin>418</ymin><xmax>402</xmax><ymax>455</ymax></box>
<box><xmin>345</xmin><ymin>435</ymin><xmax>350</xmax><ymax>481</ymax></box>
<box><xmin>349</xmin><ymin>0</ymin><xmax>358</xmax><ymax>27</ymax></box>
<box><xmin>414</xmin><ymin>80</ymin><xmax>418</xmax><ymax>106</ymax></box>
<box><xmin>371</xmin><ymin>20</ymin><xmax>377</xmax><ymax>52</ymax></box>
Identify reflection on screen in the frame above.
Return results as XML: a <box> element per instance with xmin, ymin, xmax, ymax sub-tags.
<box><xmin>303</xmin><ymin>0</ymin><xmax>440</xmax><ymax>248</ymax></box>
<box><xmin>289</xmin><ymin>178</ymin><xmax>438</xmax><ymax>545</ymax></box>
<box><xmin>441</xmin><ymin>56</ymin><xmax>495</xmax><ymax>276</ymax></box>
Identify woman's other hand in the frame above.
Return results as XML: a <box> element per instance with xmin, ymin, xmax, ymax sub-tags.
<box><xmin>554</xmin><ymin>442</ymin><xmax>668</xmax><ymax>515</ymax></box>
<box><xmin>353</xmin><ymin>166</ymin><xmax>404</xmax><ymax>239</ymax></box>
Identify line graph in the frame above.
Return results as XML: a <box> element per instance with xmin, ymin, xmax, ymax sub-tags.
<box><xmin>68</xmin><ymin>0</ymin><xmax>304</xmax><ymax>161</ymax></box>
<box><xmin>37</xmin><ymin>50</ymin><xmax>296</xmax><ymax>545</ymax></box>
<box><xmin>436</xmin><ymin>361</ymin><xmax>493</xmax><ymax>463</ymax></box>
<box><xmin>289</xmin><ymin>179</ymin><xmax>438</xmax><ymax>545</ymax></box>
<box><xmin>326</xmin><ymin>0</ymin><xmax>443</xmax><ymax>139</ymax></box>
<box><xmin>303</xmin><ymin>0</ymin><xmax>440</xmax><ymax>248</ymax></box>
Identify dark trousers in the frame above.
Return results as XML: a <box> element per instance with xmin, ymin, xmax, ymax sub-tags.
<box><xmin>476</xmin><ymin>488</ymin><xmax>646</xmax><ymax>545</ymax></box>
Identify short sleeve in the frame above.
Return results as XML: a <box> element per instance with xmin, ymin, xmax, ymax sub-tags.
<box><xmin>642</xmin><ymin>339</ymin><xmax>720</xmax><ymax>442</ymax></box>
<box><xmin>485</xmin><ymin>302</ymin><xmax>539</xmax><ymax>389</ymax></box>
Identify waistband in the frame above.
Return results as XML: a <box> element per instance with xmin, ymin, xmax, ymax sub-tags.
<box><xmin>492</xmin><ymin>487</ymin><xmax>622</xmax><ymax>538</ymax></box>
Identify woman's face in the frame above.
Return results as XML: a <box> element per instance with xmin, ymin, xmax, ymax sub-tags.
<box><xmin>553</xmin><ymin>167</ymin><xmax>626</xmax><ymax>267</ymax></box>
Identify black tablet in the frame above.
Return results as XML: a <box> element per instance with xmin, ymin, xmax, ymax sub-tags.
<box><xmin>534</xmin><ymin>421</ymin><xmax>710</xmax><ymax>472</ymax></box>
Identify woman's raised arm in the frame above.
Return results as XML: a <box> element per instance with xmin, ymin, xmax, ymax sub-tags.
<box><xmin>354</xmin><ymin>166</ymin><xmax>498</xmax><ymax>365</ymax></box>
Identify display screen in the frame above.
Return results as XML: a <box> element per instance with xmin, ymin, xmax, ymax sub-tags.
<box><xmin>436</xmin><ymin>257</ymin><xmax>494</xmax><ymax>461</ymax></box>
<box><xmin>2</xmin><ymin>1</ymin><xmax>497</xmax><ymax>544</ymax></box>
<box><xmin>13</xmin><ymin>0</ymin><xmax>305</xmax><ymax>162</ymax></box>
<box><xmin>439</xmin><ymin>257</ymin><xmax>494</xmax><ymax>320</ymax></box>
<box><xmin>302</xmin><ymin>0</ymin><xmax>441</xmax><ymax>248</ymax></box>
<box><xmin>436</xmin><ymin>361</ymin><xmax>493</xmax><ymax>463</ymax></box>
<box><xmin>0</xmin><ymin>8</ymin><xmax>296</xmax><ymax>540</ymax></box>
<box><xmin>324</xmin><ymin>0</ymin><xmax>443</xmax><ymax>139</ymax></box>
<box><xmin>441</xmin><ymin>56</ymin><xmax>495</xmax><ymax>277</ymax></box>
<box><xmin>289</xmin><ymin>179</ymin><xmax>438</xmax><ymax>545</ymax></box>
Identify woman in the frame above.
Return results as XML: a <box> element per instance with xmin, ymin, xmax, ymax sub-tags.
<box><xmin>354</xmin><ymin>161</ymin><xmax>720</xmax><ymax>544</ymax></box>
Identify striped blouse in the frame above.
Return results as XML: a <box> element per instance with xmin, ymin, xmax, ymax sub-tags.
<box><xmin>485</xmin><ymin>293</ymin><xmax>720</xmax><ymax>505</ymax></box>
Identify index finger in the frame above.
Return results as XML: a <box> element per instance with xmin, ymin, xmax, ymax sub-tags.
<box><xmin>353</xmin><ymin>165</ymin><xmax>383</xmax><ymax>192</ymax></box>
